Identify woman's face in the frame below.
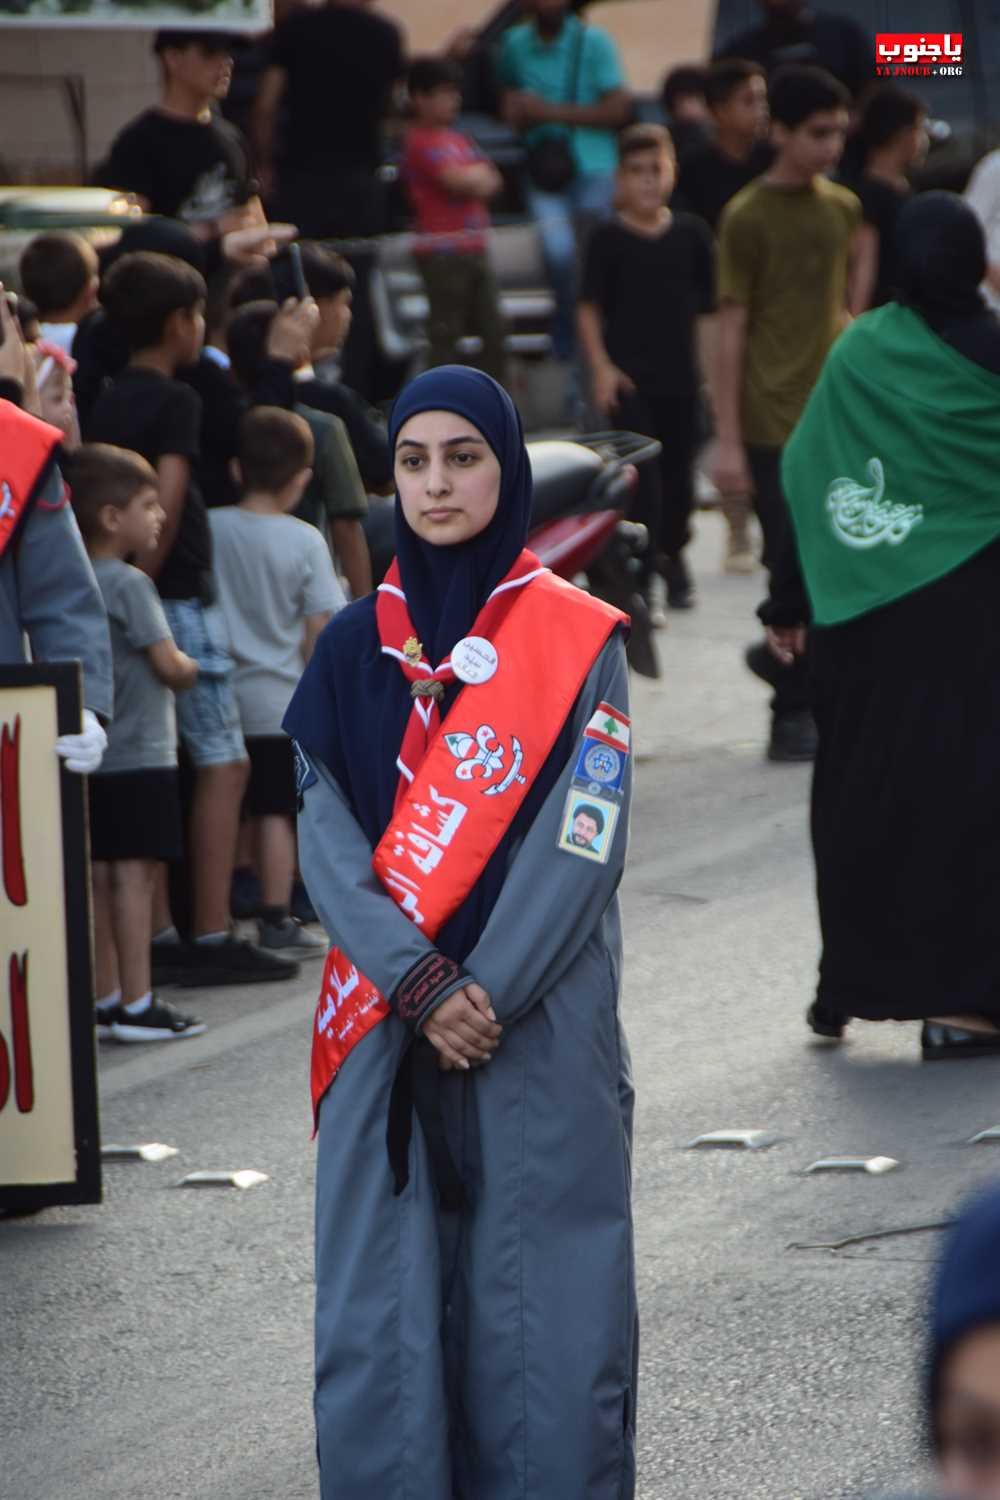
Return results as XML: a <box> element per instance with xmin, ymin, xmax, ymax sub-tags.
<box><xmin>395</xmin><ymin>410</ymin><xmax>501</xmax><ymax>547</ymax></box>
<box><xmin>939</xmin><ymin>1326</ymin><xmax>1000</xmax><ymax>1499</ymax></box>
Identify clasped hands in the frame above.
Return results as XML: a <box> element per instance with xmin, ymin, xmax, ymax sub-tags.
<box><xmin>423</xmin><ymin>981</ymin><xmax>502</xmax><ymax>1072</ymax></box>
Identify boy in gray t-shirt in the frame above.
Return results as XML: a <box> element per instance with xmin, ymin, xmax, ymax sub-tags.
<box><xmin>68</xmin><ymin>444</ymin><xmax>205</xmax><ymax>1043</ymax></box>
<box><xmin>209</xmin><ymin>408</ymin><xmax>344</xmax><ymax>955</ymax></box>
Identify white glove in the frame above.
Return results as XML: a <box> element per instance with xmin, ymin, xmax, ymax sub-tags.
<box><xmin>55</xmin><ymin>709</ymin><xmax>107</xmax><ymax>775</ymax></box>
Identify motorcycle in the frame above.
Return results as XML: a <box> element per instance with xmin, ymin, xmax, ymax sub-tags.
<box><xmin>362</xmin><ymin>429</ymin><xmax>663</xmax><ymax>679</ymax></box>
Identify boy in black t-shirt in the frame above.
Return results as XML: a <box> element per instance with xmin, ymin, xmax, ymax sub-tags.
<box><xmin>88</xmin><ymin>251</ymin><xmax>297</xmax><ymax>988</ymax></box>
<box><xmin>578</xmin><ymin>124</ymin><xmax>715</xmax><ymax>611</ymax></box>
<box><xmin>99</xmin><ymin>30</ymin><xmax>263</xmax><ymax>239</ymax></box>
<box><xmin>841</xmin><ymin>84</ymin><xmax>927</xmax><ymax>308</ymax></box>
<box><xmin>674</xmin><ymin>59</ymin><xmax>772</xmax><ymax>234</ymax></box>
<box><xmin>674</xmin><ymin>59</ymin><xmax>771</xmax><ymax>575</ymax></box>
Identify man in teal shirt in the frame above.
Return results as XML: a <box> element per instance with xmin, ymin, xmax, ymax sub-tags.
<box><xmin>499</xmin><ymin>0</ymin><xmax>630</xmax><ymax>361</ymax></box>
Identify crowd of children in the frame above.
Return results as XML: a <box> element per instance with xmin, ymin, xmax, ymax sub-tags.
<box><xmin>12</xmin><ymin>218</ymin><xmax>386</xmax><ymax>1041</ymax></box>
<box><xmin>8</xmin><ymin>14</ymin><xmax>974</xmax><ymax>1039</ymax></box>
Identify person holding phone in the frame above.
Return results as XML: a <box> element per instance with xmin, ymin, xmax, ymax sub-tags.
<box><xmin>0</xmin><ymin>290</ymin><xmax>112</xmax><ymax>774</ymax></box>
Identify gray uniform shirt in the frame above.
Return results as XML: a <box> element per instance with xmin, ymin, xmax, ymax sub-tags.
<box><xmin>0</xmin><ymin>461</ymin><xmax>113</xmax><ymax>719</ymax></box>
<box><xmin>92</xmin><ymin>559</ymin><xmax>176</xmax><ymax>774</ymax></box>
<box><xmin>297</xmin><ymin>630</ymin><xmax>631</xmax><ymax>1021</ymax></box>
<box><xmin>209</xmin><ymin>507</ymin><xmax>346</xmax><ymax>737</ymax></box>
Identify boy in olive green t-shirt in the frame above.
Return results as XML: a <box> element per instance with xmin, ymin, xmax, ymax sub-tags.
<box><xmin>711</xmin><ymin>64</ymin><xmax>870</xmax><ymax>762</ymax></box>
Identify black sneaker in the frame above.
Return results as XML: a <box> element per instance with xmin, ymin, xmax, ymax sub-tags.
<box><xmin>110</xmin><ymin>996</ymin><xmax>207</xmax><ymax>1043</ymax></box>
<box><xmin>767</xmin><ymin>709</ymin><xmax>818</xmax><ymax>763</ymax></box>
<box><xmin>178</xmin><ymin>937</ymin><xmax>299</xmax><ymax>988</ymax></box>
<box><xmin>151</xmin><ymin>940</ymin><xmax>198</xmax><ymax>988</ymax></box>
<box><xmin>663</xmin><ymin>556</ymin><xmax>696</xmax><ymax>610</ymax></box>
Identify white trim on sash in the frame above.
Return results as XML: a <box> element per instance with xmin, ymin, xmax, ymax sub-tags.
<box><xmin>488</xmin><ymin>567</ymin><xmax>546</xmax><ymax>600</ymax></box>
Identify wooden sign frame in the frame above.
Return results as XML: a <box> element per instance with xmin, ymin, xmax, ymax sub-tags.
<box><xmin>0</xmin><ymin>1</ymin><xmax>272</xmax><ymax>29</ymax></box>
<box><xmin>0</xmin><ymin>662</ymin><xmax>100</xmax><ymax>1214</ymax></box>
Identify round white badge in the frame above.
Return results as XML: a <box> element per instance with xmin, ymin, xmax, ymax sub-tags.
<box><xmin>452</xmin><ymin>635</ymin><xmax>498</xmax><ymax>685</ymax></box>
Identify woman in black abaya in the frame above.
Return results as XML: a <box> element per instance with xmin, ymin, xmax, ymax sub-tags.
<box><xmin>761</xmin><ymin>194</ymin><xmax>1000</xmax><ymax>1060</ymax></box>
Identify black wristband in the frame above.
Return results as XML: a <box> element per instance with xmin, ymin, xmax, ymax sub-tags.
<box><xmin>393</xmin><ymin>952</ymin><xmax>468</xmax><ymax>1028</ymax></box>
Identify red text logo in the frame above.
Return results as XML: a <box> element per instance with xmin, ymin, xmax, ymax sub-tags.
<box><xmin>876</xmin><ymin>33</ymin><xmax>964</xmax><ymax>76</ymax></box>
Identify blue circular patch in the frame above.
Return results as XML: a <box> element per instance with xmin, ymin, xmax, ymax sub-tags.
<box><xmin>583</xmin><ymin>744</ymin><xmax>621</xmax><ymax>784</ymax></box>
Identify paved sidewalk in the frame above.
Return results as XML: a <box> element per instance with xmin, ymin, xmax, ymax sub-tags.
<box><xmin>4</xmin><ymin>512</ymin><xmax>995</xmax><ymax>1500</ymax></box>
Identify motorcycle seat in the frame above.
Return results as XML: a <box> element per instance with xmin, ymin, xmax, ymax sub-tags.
<box><xmin>529</xmin><ymin>441</ymin><xmax>603</xmax><ymax>525</ymax></box>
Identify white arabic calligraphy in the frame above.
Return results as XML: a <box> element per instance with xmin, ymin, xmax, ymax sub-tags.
<box><xmin>826</xmin><ymin>457</ymin><xmax>924</xmax><ymax>551</ymax></box>
<box><xmin>383</xmin><ymin>867</ymin><xmax>428</xmax><ymax>925</ymax></box>
<box><xmin>389</xmin><ymin>784</ymin><xmax>469</xmax><ymax>876</ymax></box>
<box><xmin>877</xmin><ymin>32</ymin><xmax>962</xmax><ymax>63</ymax></box>
<box><xmin>318</xmin><ymin>960</ymin><xmax>361</xmax><ymax>1037</ymax></box>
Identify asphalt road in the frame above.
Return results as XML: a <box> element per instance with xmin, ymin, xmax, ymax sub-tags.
<box><xmin>5</xmin><ymin>513</ymin><xmax>1000</xmax><ymax>1500</ymax></box>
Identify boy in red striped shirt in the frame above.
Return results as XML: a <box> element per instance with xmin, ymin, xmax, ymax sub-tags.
<box><xmin>403</xmin><ymin>57</ymin><xmax>507</xmax><ymax>383</ymax></box>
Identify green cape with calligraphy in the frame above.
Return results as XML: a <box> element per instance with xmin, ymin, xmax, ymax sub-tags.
<box><xmin>781</xmin><ymin>302</ymin><xmax>1000</xmax><ymax>626</ymax></box>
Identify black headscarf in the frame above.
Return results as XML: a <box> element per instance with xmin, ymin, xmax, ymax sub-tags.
<box><xmin>893</xmin><ymin>192</ymin><xmax>987</xmax><ymax>320</ymax></box>
<box><xmin>284</xmin><ymin>366</ymin><xmax>572</xmax><ymax>964</ymax></box>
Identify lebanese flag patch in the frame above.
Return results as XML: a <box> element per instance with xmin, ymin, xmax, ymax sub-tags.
<box><xmin>584</xmin><ymin>702</ymin><xmax>631</xmax><ymax>752</ymax></box>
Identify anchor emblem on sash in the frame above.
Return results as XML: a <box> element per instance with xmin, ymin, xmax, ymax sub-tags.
<box><xmin>0</xmin><ymin>482</ymin><xmax>14</xmax><ymax>522</ymax></box>
<box><xmin>444</xmin><ymin>724</ymin><xmax>527</xmax><ymax>796</ymax></box>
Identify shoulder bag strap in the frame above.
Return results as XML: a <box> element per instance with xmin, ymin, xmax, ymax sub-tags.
<box><xmin>565</xmin><ymin>21</ymin><xmax>587</xmax><ymax>106</ymax></box>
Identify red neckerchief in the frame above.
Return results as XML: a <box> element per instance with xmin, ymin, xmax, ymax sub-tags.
<box><xmin>375</xmin><ymin>548</ymin><xmax>545</xmax><ymax>809</ymax></box>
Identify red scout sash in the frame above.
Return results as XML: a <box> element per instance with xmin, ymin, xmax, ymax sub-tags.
<box><xmin>0</xmin><ymin>403</ymin><xmax>63</xmax><ymax>561</ymax></box>
<box><xmin>310</xmin><ymin>550</ymin><xmax>627</xmax><ymax>1121</ymax></box>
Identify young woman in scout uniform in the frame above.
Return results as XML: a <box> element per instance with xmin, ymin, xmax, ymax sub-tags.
<box><xmin>284</xmin><ymin>365</ymin><xmax>638</xmax><ymax>1500</ymax></box>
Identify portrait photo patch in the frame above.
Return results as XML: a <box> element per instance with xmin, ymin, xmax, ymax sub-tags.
<box><xmin>557</xmin><ymin>789</ymin><xmax>619</xmax><ymax>864</ymax></box>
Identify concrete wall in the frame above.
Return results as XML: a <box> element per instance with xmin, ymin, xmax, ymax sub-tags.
<box><xmin>0</xmin><ymin>0</ymin><xmax>715</xmax><ymax>183</ymax></box>
<box><xmin>1</xmin><ymin>31</ymin><xmax>160</xmax><ymax>182</ymax></box>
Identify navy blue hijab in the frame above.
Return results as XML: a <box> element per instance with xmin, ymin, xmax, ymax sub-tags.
<box><xmin>284</xmin><ymin>366</ymin><xmax>568</xmax><ymax>963</ymax></box>
<box><xmin>928</xmin><ymin>1181</ymin><xmax>1000</xmax><ymax>1446</ymax></box>
<box><xmin>390</xmin><ymin>365</ymin><xmax>533</xmax><ymax>665</ymax></box>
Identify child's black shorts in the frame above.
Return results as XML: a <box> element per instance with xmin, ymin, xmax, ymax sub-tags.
<box><xmin>244</xmin><ymin>735</ymin><xmax>297</xmax><ymax>818</ymax></box>
<box><xmin>88</xmin><ymin>767</ymin><xmax>183</xmax><ymax>862</ymax></box>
